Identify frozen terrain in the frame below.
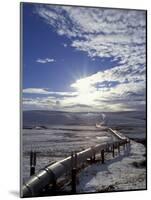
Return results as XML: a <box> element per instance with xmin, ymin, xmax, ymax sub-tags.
<box><xmin>22</xmin><ymin>126</ymin><xmax>111</xmax><ymax>182</ymax></box>
<box><xmin>76</xmin><ymin>141</ymin><xmax>146</xmax><ymax>193</ymax></box>
<box><xmin>22</xmin><ymin>110</ymin><xmax>146</xmax><ymax>191</ymax></box>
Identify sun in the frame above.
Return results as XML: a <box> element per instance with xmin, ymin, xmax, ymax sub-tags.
<box><xmin>70</xmin><ymin>77</ymin><xmax>95</xmax><ymax>105</ymax></box>
<box><xmin>71</xmin><ymin>76</ymin><xmax>92</xmax><ymax>92</ymax></box>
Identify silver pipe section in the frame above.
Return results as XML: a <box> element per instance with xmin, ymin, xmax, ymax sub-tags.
<box><xmin>108</xmin><ymin>128</ymin><xmax>129</xmax><ymax>142</ymax></box>
<box><xmin>22</xmin><ymin>142</ymin><xmax>116</xmax><ymax>197</ymax></box>
<box><xmin>22</xmin><ymin>129</ymin><xmax>129</xmax><ymax>197</ymax></box>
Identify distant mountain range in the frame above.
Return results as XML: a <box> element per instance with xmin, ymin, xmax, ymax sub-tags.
<box><xmin>23</xmin><ymin>110</ymin><xmax>146</xmax><ymax>128</ymax></box>
<box><xmin>23</xmin><ymin>110</ymin><xmax>104</xmax><ymax>128</ymax></box>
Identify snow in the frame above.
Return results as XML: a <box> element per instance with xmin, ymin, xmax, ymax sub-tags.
<box><xmin>77</xmin><ymin>141</ymin><xmax>146</xmax><ymax>193</ymax></box>
<box><xmin>22</xmin><ymin>111</ymin><xmax>146</xmax><ymax>191</ymax></box>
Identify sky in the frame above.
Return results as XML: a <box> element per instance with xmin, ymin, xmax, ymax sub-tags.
<box><xmin>22</xmin><ymin>3</ymin><xmax>146</xmax><ymax>112</ymax></box>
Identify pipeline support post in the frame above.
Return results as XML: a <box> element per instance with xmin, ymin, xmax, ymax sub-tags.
<box><xmin>71</xmin><ymin>152</ymin><xmax>77</xmax><ymax>194</ymax></box>
<box><xmin>112</xmin><ymin>144</ymin><xmax>115</xmax><ymax>158</ymax></box>
<box><xmin>30</xmin><ymin>151</ymin><xmax>36</xmax><ymax>176</ymax></box>
<box><xmin>106</xmin><ymin>144</ymin><xmax>109</xmax><ymax>152</ymax></box>
<box><xmin>128</xmin><ymin>140</ymin><xmax>131</xmax><ymax>150</ymax></box>
<box><xmin>52</xmin><ymin>175</ymin><xmax>57</xmax><ymax>193</ymax></box>
<box><xmin>71</xmin><ymin>168</ymin><xmax>77</xmax><ymax>194</ymax></box>
<box><xmin>118</xmin><ymin>143</ymin><xmax>120</xmax><ymax>154</ymax></box>
<box><xmin>101</xmin><ymin>149</ymin><xmax>104</xmax><ymax>164</ymax></box>
<box><xmin>123</xmin><ymin>142</ymin><xmax>126</xmax><ymax>151</ymax></box>
<box><xmin>92</xmin><ymin>147</ymin><xmax>96</xmax><ymax>162</ymax></box>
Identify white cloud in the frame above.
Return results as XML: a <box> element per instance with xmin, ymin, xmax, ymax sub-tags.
<box><xmin>31</xmin><ymin>5</ymin><xmax>146</xmax><ymax>112</ymax></box>
<box><xmin>23</xmin><ymin>97</ymin><xmax>58</xmax><ymax>110</ymax></box>
<box><xmin>23</xmin><ymin>88</ymin><xmax>78</xmax><ymax>97</ymax></box>
<box><xmin>69</xmin><ymin>64</ymin><xmax>146</xmax><ymax>111</ymax></box>
<box><xmin>36</xmin><ymin>58</ymin><xmax>55</xmax><ymax>63</ymax></box>
<box><xmin>35</xmin><ymin>5</ymin><xmax>146</xmax><ymax>70</ymax></box>
<box><xmin>23</xmin><ymin>88</ymin><xmax>51</xmax><ymax>94</ymax></box>
<box><xmin>63</xmin><ymin>43</ymin><xmax>67</xmax><ymax>47</ymax></box>
<box><xmin>22</xmin><ymin>70</ymin><xmax>146</xmax><ymax>111</ymax></box>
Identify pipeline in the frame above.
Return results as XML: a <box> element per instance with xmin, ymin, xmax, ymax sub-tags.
<box><xmin>22</xmin><ymin>129</ymin><xmax>129</xmax><ymax>197</ymax></box>
<box><xmin>108</xmin><ymin>128</ymin><xmax>130</xmax><ymax>142</ymax></box>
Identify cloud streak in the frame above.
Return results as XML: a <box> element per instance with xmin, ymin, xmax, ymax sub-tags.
<box><xmin>23</xmin><ymin>88</ymin><xmax>77</xmax><ymax>97</ymax></box>
<box><xmin>36</xmin><ymin>58</ymin><xmax>55</xmax><ymax>63</ymax></box>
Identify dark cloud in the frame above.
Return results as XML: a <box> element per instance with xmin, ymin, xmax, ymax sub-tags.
<box><xmin>63</xmin><ymin>104</ymin><xmax>92</xmax><ymax>109</ymax></box>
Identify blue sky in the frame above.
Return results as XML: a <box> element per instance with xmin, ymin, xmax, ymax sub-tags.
<box><xmin>22</xmin><ymin>3</ymin><xmax>146</xmax><ymax>112</ymax></box>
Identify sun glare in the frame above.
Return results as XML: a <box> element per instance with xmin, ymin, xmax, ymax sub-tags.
<box><xmin>71</xmin><ymin>78</ymin><xmax>92</xmax><ymax>92</ymax></box>
<box><xmin>71</xmin><ymin>78</ymin><xmax>96</xmax><ymax>105</ymax></box>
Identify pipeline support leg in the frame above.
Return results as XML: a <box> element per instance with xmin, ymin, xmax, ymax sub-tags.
<box><xmin>30</xmin><ymin>151</ymin><xmax>36</xmax><ymax>176</ymax></box>
<box><xmin>101</xmin><ymin>150</ymin><xmax>104</xmax><ymax>164</ymax></box>
<box><xmin>118</xmin><ymin>144</ymin><xmax>120</xmax><ymax>154</ymax></box>
<box><xmin>71</xmin><ymin>168</ymin><xmax>77</xmax><ymax>194</ymax></box>
<box><xmin>112</xmin><ymin>144</ymin><xmax>115</xmax><ymax>157</ymax></box>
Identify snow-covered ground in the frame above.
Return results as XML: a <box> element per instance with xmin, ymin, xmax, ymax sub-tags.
<box><xmin>22</xmin><ymin>111</ymin><xmax>146</xmax><ymax>191</ymax></box>
<box><xmin>77</xmin><ymin>140</ymin><xmax>146</xmax><ymax>193</ymax></box>
<box><xmin>22</xmin><ymin>126</ymin><xmax>111</xmax><ymax>182</ymax></box>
